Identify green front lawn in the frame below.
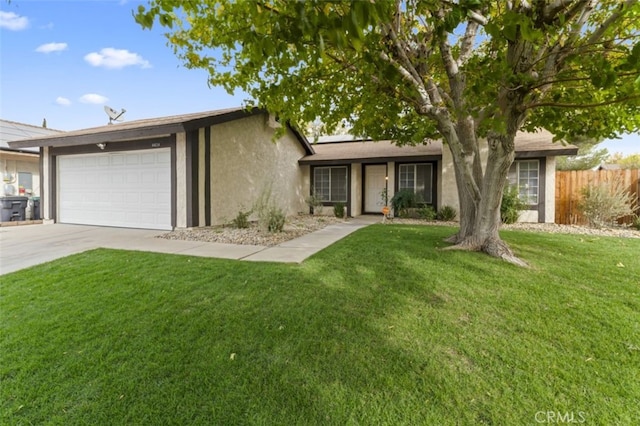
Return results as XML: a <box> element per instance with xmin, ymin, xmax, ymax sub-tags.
<box><xmin>1</xmin><ymin>225</ymin><xmax>639</xmax><ymax>425</ymax></box>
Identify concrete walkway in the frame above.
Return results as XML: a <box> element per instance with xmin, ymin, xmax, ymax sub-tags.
<box><xmin>0</xmin><ymin>216</ymin><xmax>380</xmax><ymax>275</ymax></box>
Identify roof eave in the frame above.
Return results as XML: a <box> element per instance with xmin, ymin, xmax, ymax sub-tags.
<box><xmin>515</xmin><ymin>147</ymin><xmax>579</xmax><ymax>158</ymax></box>
<box><xmin>8</xmin><ymin>123</ymin><xmax>185</xmax><ymax>148</ymax></box>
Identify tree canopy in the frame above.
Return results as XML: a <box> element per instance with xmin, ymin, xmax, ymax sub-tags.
<box><xmin>136</xmin><ymin>0</ymin><xmax>640</xmax><ymax>264</ymax></box>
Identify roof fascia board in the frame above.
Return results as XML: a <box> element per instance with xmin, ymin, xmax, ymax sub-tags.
<box><xmin>299</xmin><ymin>155</ymin><xmax>442</xmax><ymax>165</ymax></box>
<box><xmin>8</xmin><ymin>123</ymin><xmax>185</xmax><ymax>148</ymax></box>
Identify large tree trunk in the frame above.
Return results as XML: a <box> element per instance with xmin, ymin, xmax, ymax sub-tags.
<box><xmin>445</xmin><ymin>126</ymin><xmax>527</xmax><ymax>267</ymax></box>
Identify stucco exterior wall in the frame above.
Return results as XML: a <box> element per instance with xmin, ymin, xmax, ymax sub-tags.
<box><xmin>208</xmin><ymin>115</ymin><xmax>307</xmax><ymax>225</ymax></box>
<box><xmin>0</xmin><ymin>156</ymin><xmax>40</xmax><ymax>197</ymax></box>
<box><xmin>175</xmin><ymin>132</ymin><xmax>187</xmax><ymax>228</ymax></box>
<box><xmin>351</xmin><ymin>164</ymin><xmax>362</xmax><ymax>217</ymax></box>
<box><xmin>440</xmin><ymin>145</ymin><xmax>459</xmax><ymax>212</ymax></box>
<box><xmin>544</xmin><ymin>156</ymin><xmax>556</xmax><ymax>223</ymax></box>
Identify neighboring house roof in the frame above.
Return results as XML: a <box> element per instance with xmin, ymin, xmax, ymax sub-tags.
<box><xmin>596</xmin><ymin>163</ymin><xmax>622</xmax><ymax>170</ymax></box>
<box><xmin>0</xmin><ymin>119</ymin><xmax>64</xmax><ymax>153</ymax></box>
<box><xmin>8</xmin><ymin>108</ymin><xmax>314</xmax><ymax>155</ymax></box>
<box><xmin>300</xmin><ymin>129</ymin><xmax>578</xmax><ymax>165</ymax></box>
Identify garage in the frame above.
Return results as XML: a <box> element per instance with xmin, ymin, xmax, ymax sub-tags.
<box><xmin>57</xmin><ymin>149</ymin><xmax>172</xmax><ymax>230</ymax></box>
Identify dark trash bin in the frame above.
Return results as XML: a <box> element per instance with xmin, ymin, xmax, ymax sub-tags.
<box><xmin>31</xmin><ymin>196</ymin><xmax>41</xmax><ymax>220</ymax></box>
<box><xmin>1</xmin><ymin>196</ymin><xmax>29</xmax><ymax>222</ymax></box>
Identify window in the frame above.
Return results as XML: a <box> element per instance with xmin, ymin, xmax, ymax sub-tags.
<box><xmin>508</xmin><ymin>160</ymin><xmax>539</xmax><ymax>204</ymax></box>
<box><xmin>18</xmin><ymin>172</ymin><xmax>33</xmax><ymax>196</ymax></box>
<box><xmin>398</xmin><ymin>163</ymin><xmax>433</xmax><ymax>204</ymax></box>
<box><xmin>313</xmin><ymin>166</ymin><xmax>348</xmax><ymax>202</ymax></box>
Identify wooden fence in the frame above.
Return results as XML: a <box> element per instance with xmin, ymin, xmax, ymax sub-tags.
<box><xmin>555</xmin><ymin>169</ymin><xmax>640</xmax><ymax>225</ymax></box>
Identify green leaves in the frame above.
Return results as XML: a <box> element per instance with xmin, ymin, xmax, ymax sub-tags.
<box><xmin>132</xmin><ymin>0</ymin><xmax>639</xmax><ymax>146</ymax></box>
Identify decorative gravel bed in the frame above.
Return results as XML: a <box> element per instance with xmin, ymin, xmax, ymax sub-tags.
<box><xmin>157</xmin><ymin>215</ymin><xmax>345</xmax><ymax>247</ymax></box>
<box><xmin>158</xmin><ymin>215</ymin><xmax>639</xmax><ymax>247</ymax></box>
<box><xmin>389</xmin><ymin>218</ymin><xmax>640</xmax><ymax>239</ymax></box>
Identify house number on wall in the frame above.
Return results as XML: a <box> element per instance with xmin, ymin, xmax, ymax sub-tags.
<box><xmin>151</xmin><ymin>143</ymin><xmax>160</xmax><ymax>148</ymax></box>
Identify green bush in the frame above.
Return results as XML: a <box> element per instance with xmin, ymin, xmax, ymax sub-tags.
<box><xmin>266</xmin><ymin>208</ymin><xmax>286</xmax><ymax>233</ymax></box>
<box><xmin>437</xmin><ymin>205</ymin><xmax>457</xmax><ymax>221</ymax></box>
<box><xmin>418</xmin><ymin>205</ymin><xmax>437</xmax><ymax>221</ymax></box>
<box><xmin>333</xmin><ymin>202</ymin><xmax>345</xmax><ymax>218</ymax></box>
<box><xmin>232</xmin><ymin>209</ymin><xmax>251</xmax><ymax>229</ymax></box>
<box><xmin>501</xmin><ymin>185</ymin><xmax>527</xmax><ymax>224</ymax></box>
<box><xmin>254</xmin><ymin>184</ymin><xmax>286</xmax><ymax>233</ymax></box>
<box><xmin>631</xmin><ymin>215</ymin><xmax>640</xmax><ymax>231</ymax></box>
<box><xmin>578</xmin><ymin>178</ymin><xmax>637</xmax><ymax>228</ymax></box>
<box><xmin>305</xmin><ymin>188</ymin><xmax>324</xmax><ymax>214</ymax></box>
<box><xmin>390</xmin><ymin>189</ymin><xmax>417</xmax><ymax>218</ymax></box>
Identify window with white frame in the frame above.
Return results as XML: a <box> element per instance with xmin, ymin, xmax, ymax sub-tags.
<box><xmin>313</xmin><ymin>166</ymin><xmax>348</xmax><ymax>203</ymax></box>
<box><xmin>508</xmin><ymin>160</ymin><xmax>539</xmax><ymax>204</ymax></box>
<box><xmin>398</xmin><ymin>163</ymin><xmax>433</xmax><ymax>204</ymax></box>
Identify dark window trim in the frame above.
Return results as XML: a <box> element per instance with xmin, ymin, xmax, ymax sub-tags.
<box><xmin>394</xmin><ymin>161</ymin><xmax>438</xmax><ymax>207</ymax></box>
<box><xmin>310</xmin><ymin>164</ymin><xmax>351</xmax><ymax>216</ymax></box>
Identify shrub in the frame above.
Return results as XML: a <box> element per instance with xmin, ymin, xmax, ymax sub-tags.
<box><xmin>632</xmin><ymin>215</ymin><xmax>640</xmax><ymax>231</ymax></box>
<box><xmin>333</xmin><ymin>202</ymin><xmax>345</xmax><ymax>218</ymax></box>
<box><xmin>231</xmin><ymin>209</ymin><xmax>251</xmax><ymax>229</ymax></box>
<box><xmin>390</xmin><ymin>189</ymin><xmax>417</xmax><ymax>218</ymax></box>
<box><xmin>254</xmin><ymin>184</ymin><xmax>287</xmax><ymax>233</ymax></box>
<box><xmin>501</xmin><ymin>185</ymin><xmax>527</xmax><ymax>224</ymax></box>
<box><xmin>437</xmin><ymin>205</ymin><xmax>457</xmax><ymax>221</ymax></box>
<box><xmin>305</xmin><ymin>188</ymin><xmax>324</xmax><ymax>214</ymax></box>
<box><xmin>578</xmin><ymin>178</ymin><xmax>637</xmax><ymax>228</ymax></box>
<box><xmin>418</xmin><ymin>205</ymin><xmax>437</xmax><ymax>221</ymax></box>
<box><xmin>266</xmin><ymin>208</ymin><xmax>286</xmax><ymax>233</ymax></box>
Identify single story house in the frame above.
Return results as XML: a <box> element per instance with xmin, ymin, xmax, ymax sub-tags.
<box><xmin>1</xmin><ymin>119</ymin><xmax>63</xmax><ymax>199</ymax></box>
<box><xmin>9</xmin><ymin>107</ymin><xmax>578</xmax><ymax>230</ymax></box>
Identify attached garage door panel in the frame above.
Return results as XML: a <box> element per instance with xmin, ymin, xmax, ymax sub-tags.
<box><xmin>58</xmin><ymin>149</ymin><xmax>172</xmax><ymax>230</ymax></box>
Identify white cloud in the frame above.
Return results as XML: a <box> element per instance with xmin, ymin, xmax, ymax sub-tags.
<box><xmin>84</xmin><ymin>48</ymin><xmax>151</xmax><ymax>69</ymax></box>
<box><xmin>0</xmin><ymin>11</ymin><xmax>29</xmax><ymax>31</ymax></box>
<box><xmin>79</xmin><ymin>94</ymin><xmax>108</xmax><ymax>104</ymax></box>
<box><xmin>36</xmin><ymin>42</ymin><xmax>68</xmax><ymax>53</ymax></box>
<box><xmin>56</xmin><ymin>97</ymin><xmax>71</xmax><ymax>106</ymax></box>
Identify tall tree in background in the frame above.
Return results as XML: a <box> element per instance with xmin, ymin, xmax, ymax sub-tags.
<box><xmin>556</xmin><ymin>135</ymin><xmax>608</xmax><ymax>170</ymax></box>
<box><xmin>137</xmin><ymin>1</ymin><xmax>640</xmax><ymax>265</ymax></box>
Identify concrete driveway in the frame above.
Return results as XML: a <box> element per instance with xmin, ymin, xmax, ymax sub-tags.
<box><xmin>0</xmin><ymin>224</ymin><xmax>266</xmax><ymax>276</ymax></box>
<box><xmin>0</xmin><ymin>217</ymin><xmax>379</xmax><ymax>276</ymax></box>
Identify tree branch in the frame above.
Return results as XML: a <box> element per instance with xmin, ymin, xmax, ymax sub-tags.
<box><xmin>526</xmin><ymin>94</ymin><xmax>640</xmax><ymax>110</ymax></box>
<box><xmin>378</xmin><ymin>51</ymin><xmax>434</xmax><ymax>114</ymax></box>
<box><xmin>458</xmin><ymin>20</ymin><xmax>479</xmax><ymax>66</ymax></box>
<box><xmin>587</xmin><ymin>0</ymin><xmax>636</xmax><ymax>44</ymax></box>
<box><xmin>543</xmin><ymin>0</ymin><xmax>574</xmax><ymax>21</ymax></box>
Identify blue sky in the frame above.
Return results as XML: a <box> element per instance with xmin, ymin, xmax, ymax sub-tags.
<box><xmin>0</xmin><ymin>0</ymin><xmax>637</xmax><ymax>155</ymax></box>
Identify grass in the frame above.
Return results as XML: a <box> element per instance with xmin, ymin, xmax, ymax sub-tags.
<box><xmin>1</xmin><ymin>224</ymin><xmax>639</xmax><ymax>425</ymax></box>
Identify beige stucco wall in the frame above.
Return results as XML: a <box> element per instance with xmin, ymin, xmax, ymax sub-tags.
<box><xmin>175</xmin><ymin>132</ymin><xmax>187</xmax><ymax>228</ymax></box>
<box><xmin>208</xmin><ymin>114</ymin><xmax>307</xmax><ymax>225</ymax></box>
<box><xmin>350</xmin><ymin>164</ymin><xmax>362</xmax><ymax>216</ymax></box>
<box><xmin>1</xmin><ymin>155</ymin><xmax>40</xmax><ymax>197</ymax></box>
<box><xmin>544</xmin><ymin>156</ymin><xmax>556</xmax><ymax>223</ymax></box>
<box><xmin>440</xmin><ymin>145</ymin><xmax>459</xmax><ymax>212</ymax></box>
<box><xmin>441</xmin><ymin>140</ymin><xmax>561</xmax><ymax>223</ymax></box>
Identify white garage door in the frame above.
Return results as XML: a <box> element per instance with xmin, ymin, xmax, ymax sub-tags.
<box><xmin>58</xmin><ymin>149</ymin><xmax>172</xmax><ymax>230</ymax></box>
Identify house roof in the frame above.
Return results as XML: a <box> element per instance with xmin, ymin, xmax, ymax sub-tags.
<box><xmin>7</xmin><ymin>108</ymin><xmax>314</xmax><ymax>155</ymax></box>
<box><xmin>300</xmin><ymin>129</ymin><xmax>578</xmax><ymax>165</ymax></box>
<box><xmin>1</xmin><ymin>119</ymin><xmax>64</xmax><ymax>153</ymax></box>
<box><xmin>300</xmin><ymin>139</ymin><xmax>443</xmax><ymax>165</ymax></box>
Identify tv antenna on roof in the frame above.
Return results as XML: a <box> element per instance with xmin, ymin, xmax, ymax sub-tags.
<box><xmin>104</xmin><ymin>105</ymin><xmax>126</xmax><ymax>125</ymax></box>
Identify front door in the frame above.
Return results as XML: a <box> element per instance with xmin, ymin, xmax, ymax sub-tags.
<box><xmin>364</xmin><ymin>164</ymin><xmax>387</xmax><ymax>213</ymax></box>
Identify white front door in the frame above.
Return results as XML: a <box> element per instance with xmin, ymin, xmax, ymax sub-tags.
<box><xmin>57</xmin><ymin>149</ymin><xmax>172</xmax><ymax>230</ymax></box>
<box><xmin>364</xmin><ymin>164</ymin><xmax>387</xmax><ymax>213</ymax></box>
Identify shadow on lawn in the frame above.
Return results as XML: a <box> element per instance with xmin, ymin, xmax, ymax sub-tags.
<box><xmin>1</xmin><ymin>225</ymin><xmax>549</xmax><ymax>425</ymax></box>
